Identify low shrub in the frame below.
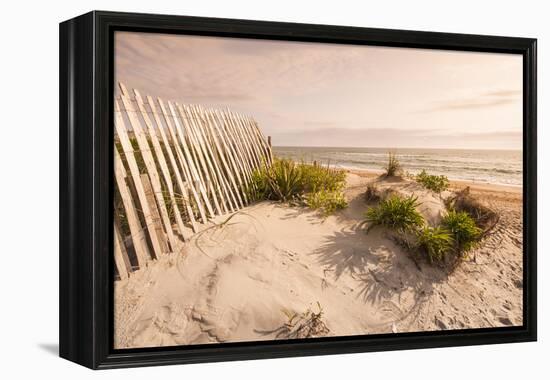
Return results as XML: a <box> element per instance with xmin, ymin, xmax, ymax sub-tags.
<box><xmin>416</xmin><ymin>226</ymin><xmax>454</xmax><ymax>263</ymax></box>
<box><xmin>416</xmin><ymin>170</ymin><xmax>450</xmax><ymax>193</ymax></box>
<box><xmin>300</xmin><ymin>162</ymin><xmax>346</xmax><ymax>193</ymax></box>
<box><xmin>442</xmin><ymin>210</ymin><xmax>482</xmax><ymax>252</ymax></box>
<box><xmin>365</xmin><ymin>194</ymin><xmax>424</xmax><ymax>233</ymax></box>
<box><xmin>305</xmin><ymin>189</ymin><xmax>348</xmax><ymax>215</ymax></box>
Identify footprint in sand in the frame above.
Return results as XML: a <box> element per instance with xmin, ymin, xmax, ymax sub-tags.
<box><xmin>188</xmin><ymin>305</ymin><xmax>238</xmax><ymax>343</ymax></box>
<box><xmin>132</xmin><ymin>303</ymin><xmax>190</xmax><ymax>347</ymax></box>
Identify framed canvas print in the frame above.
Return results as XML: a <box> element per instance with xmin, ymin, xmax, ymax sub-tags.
<box><xmin>59</xmin><ymin>11</ymin><xmax>537</xmax><ymax>369</ymax></box>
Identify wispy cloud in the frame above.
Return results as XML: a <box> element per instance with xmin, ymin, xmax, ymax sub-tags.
<box><xmin>302</xmin><ymin>121</ymin><xmax>341</xmax><ymax>127</ymax></box>
<box><xmin>449</xmin><ymin>130</ymin><xmax>522</xmax><ymax>139</ymax></box>
<box><xmin>421</xmin><ymin>89</ymin><xmax>521</xmax><ymax>112</ymax></box>
<box><xmin>484</xmin><ymin>90</ymin><xmax>522</xmax><ymax>97</ymax></box>
<box><xmin>115</xmin><ymin>32</ymin><xmax>523</xmax><ymax>150</ymax></box>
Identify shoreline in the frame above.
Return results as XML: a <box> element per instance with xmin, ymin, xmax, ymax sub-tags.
<box><xmin>344</xmin><ymin>167</ymin><xmax>522</xmax><ymax>195</ymax></box>
<box><xmin>274</xmin><ymin>147</ymin><xmax>523</xmax><ymax>192</ymax></box>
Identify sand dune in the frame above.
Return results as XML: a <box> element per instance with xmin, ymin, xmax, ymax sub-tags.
<box><xmin>114</xmin><ymin>172</ymin><xmax>523</xmax><ymax>348</ymax></box>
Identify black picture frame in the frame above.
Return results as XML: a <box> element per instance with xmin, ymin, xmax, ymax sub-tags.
<box><xmin>59</xmin><ymin>10</ymin><xmax>537</xmax><ymax>369</ymax></box>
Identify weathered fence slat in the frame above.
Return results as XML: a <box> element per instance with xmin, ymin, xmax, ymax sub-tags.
<box><xmin>184</xmin><ymin>105</ymin><xmax>231</xmax><ymax>214</ymax></box>
<box><xmin>204</xmin><ymin>109</ymin><xmax>244</xmax><ymax>207</ymax></box>
<box><xmin>133</xmin><ymin>89</ymin><xmax>189</xmax><ymax>242</ymax></box>
<box><xmin>114</xmin><ymin>214</ymin><xmax>132</xmax><ymax>278</ymax></box>
<box><xmin>147</xmin><ymin>95</ymin><xmax>198</xmax><ymax>233</ymax></box>
<box><xmin>169</xmin><ymin>100</ymin><xmax>216</xmax><ymax>219</ymax></box>
<box><xmin>119</xmin><ymin>88</ymin><xmax>177</xmax><ymax>253</ymax></box>
<box><xmin>201</xmin><ymin>107</ymin><xmax>243</xmax><ymax>209</ymax></box>
<box><xmin>231</xmin><ymin>111</ymin><xmax>260</xmax><ymax>171</ymax></box>
<box><xmin>114</xmin><ymin>99</ymin><xmax>164</xmax><ymax>260</ymax></box>
<box><xmin>212</xmin><ymin>109</ymin><xmax>250</xmax><ymax>203</ymax></box>
<box><xmin>191</xmin><ymin>105</ymin><xmax>237</xmax><ymax>213</ymax></box>
<box><xmin>114</xmin><ymin>148</ymin><xmax>150</xmax><ymax>266</ymax></box>
<box><xmin>223</xmin><ymin>110</ymin><xmax>254</xmax><ymax>184</ymax></box>
<box><xmin>157</xmin><ymin>98</ymin><xmax>208</xmax><ymax>225</ymax></box>
<box><xmin>140</xmin><ymin>173</ymin><xmax>169</xmax><ymax>254</ymax></box>
<box><xmin>114</xmin><ymin>82</ymin><xmax>273</xmax><ymax>278</ymax></box>
<box><xmin>176</xmin><ymin>103</ymin><xmax>223</xmax><ymax>216</ymax></box>
<box><xmin>239</xmin><ymin>113</ymin><xmax>265</xmax><ymax>168</ymax></box>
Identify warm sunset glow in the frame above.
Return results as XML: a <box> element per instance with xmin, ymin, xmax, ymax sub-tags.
<box><xmin>115</xmin><ymin>32</ymin><xmax>522</xmax><ymax>150</ymax></box>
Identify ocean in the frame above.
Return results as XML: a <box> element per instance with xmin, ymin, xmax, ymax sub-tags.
<box><xmin>273</xmin><ymin>146</ymin><xmax>523</xmax><ymax>187</ymax></box>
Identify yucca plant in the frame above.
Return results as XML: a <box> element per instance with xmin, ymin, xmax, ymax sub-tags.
<box><xmin>248</xmin><ymin>158</ymin><xmax>348</xmax><ymax>215</ymax></box>
<box><xmin>441</xmin><ymin>210</ymin><xmax>482</xmax><ymax>252</ymax></box>
<box><xmin>249</xmin><ymin>159</ymin><xmax>304</xmax><ymax>202</ymax></box>
<box><xmin>267</xmin><ymin>159</ymin><xmax>304</xmax><ymax>201</ymax></box>
<box><xmin>416</xmin><ymin>226</ymin><xmax>454</xmax><ymax>263</ymax></box>
<box><xmin>365</xmin><ymin>194</ymin><xmax>424</xmax><ymax>233</ymax></box>
<box><xmin>384</xmin><ymin>151</ymin><xmax>401</xmax><ymax>177</ymax></box>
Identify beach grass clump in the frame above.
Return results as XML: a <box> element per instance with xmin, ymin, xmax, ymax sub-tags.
<box><xmin>384</xmin><ymin>152</ymin><xmax>401</xmax><ymax>177</ymax></box>
<box><xmin>305</xmin><ymin>188</ymin><xmax>347</xmax><ymax>215</ymax></box>
<box><xmin>363</xmin><ymin>185</ymin><xmax>492</xmax><ymax>267</ymax></box>
<box><xmin>248</xmin><ymin>158</ymin><xmax>347</xmax><ymax>215</ymax></box>
<box><xmin>416</xmin><ymin>170</ymin><xmax>450</xmax><ymax>193</ymax></box>
<box><xmin>248</xmin><ymin>168</ymin><xmax>272</xmax><ymax>201</ymax></box>
<box><xmin>415</xmin><ymin>226</ymin><xmax>454</xmax><ymax>263</ymax></box>
<box><xmin>360</xmin><ymin>183</ymin><xmax>497</xmax><ymax>268</ymax></box>
<box><xmin>365</xmin><ymin>194</ymin><xmax>424</xmax><ymax>233</ymax></box>
<box><xmin>298</xmin><ymin>161</ymin><xmax>346</xmax><ymax>192</ymax></box>
<box><xmin>300</xmin><ymin>164</ymin><xmax>347</xmax><ymax>214</ymax></box>
<box><xmin>442</xmin><ymin>210</ymin><xmax>482</xmax><ymax>252</ymax></box>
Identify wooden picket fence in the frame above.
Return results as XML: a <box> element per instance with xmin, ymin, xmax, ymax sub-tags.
<box><xmin>114</xmin><ymin>82</ymin><xmax>273</xmax><ymax>279</ymax></box>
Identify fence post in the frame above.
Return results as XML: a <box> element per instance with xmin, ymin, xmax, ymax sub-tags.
<box><xmin>267</xmin><ymin>136</ymin><xmax>273</xmax><ymax>163</ymax></box>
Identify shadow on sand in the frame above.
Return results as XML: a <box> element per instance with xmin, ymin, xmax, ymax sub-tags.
<box><xmin>311</xmin><ymin>219</ymin><xmax>447</xmax><ymax>319</ymax></box>
<box><xmin>274</xmin><ymin>203</ymin><xmax>326</xmax><ymax>225</ymax></box>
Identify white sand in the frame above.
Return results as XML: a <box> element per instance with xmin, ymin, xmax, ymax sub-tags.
<box><xmin>114</xmin><ymin>173</ymin><xmax>523</xmax><ymax>348</ymax></box>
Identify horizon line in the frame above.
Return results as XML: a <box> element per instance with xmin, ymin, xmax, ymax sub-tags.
<box><xmin>271</xmin><ymin>145</ymin><xmax>522</xmax><ymax>152</ymax></box>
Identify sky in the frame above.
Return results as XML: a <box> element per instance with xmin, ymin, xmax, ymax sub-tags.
<box><xmin>115</xmin><ymin>32</ymin><xmax>523</xmax><ymax>150</ymax></box>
